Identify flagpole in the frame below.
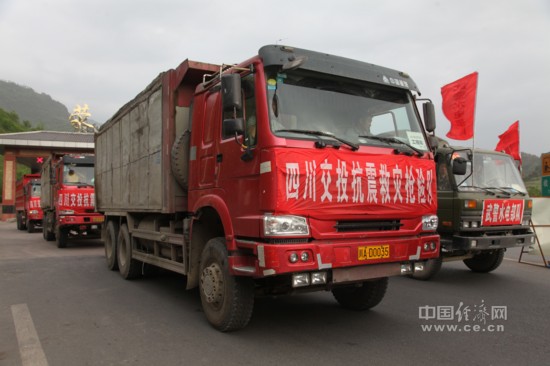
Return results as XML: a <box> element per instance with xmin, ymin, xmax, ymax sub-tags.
<box><xmin>471</xmin><ymin>72</ymin><xmax>479</xmax><ymax>152</ymax></box>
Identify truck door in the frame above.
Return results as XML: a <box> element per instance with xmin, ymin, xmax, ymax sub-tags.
<box><xmin>216</xmin><ymin>72</ymin><xmax>261</xmax><ymax>236</ymax></box>
<box><xmin>198</xmin><ymin>91</ymin><xmax>222</xmax><ymax>189</ymax></box>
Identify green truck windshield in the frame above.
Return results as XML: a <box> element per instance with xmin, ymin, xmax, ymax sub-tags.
<box><xmin>265</xmin><ymin>68</ymin><xmax>429</xmax><ymax>152</ymax></box>
<box><xmin>454</xmin><ymin>152</ymin><xmax>527</xmax><ymax>193</ymax></box>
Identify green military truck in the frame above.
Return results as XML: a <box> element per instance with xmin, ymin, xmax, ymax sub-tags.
<box><xmin>412</xmin><ymin>139</ymin><xmax>535</xmax><ymax>279</ymax></box>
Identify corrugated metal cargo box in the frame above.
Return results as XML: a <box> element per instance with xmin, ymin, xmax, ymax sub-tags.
<box><xmin>95</xmin><ymin>72</ymin><xmax>180</xmax><ymax>213</ymax></box>
<box><xmin>95</xmin><ymin>60</ymin><xmax>219</xmax><ymax>214</ymax></box>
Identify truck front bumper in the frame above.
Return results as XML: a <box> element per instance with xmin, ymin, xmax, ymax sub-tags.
<box><xmin>442</xmin><ymin>232</ymin><xmax>535</xmax><ymax>253</ymax></box>
<box><xmin>231</xmin><ymin>234</ymin><xmax>440</xmax><ymax>281</ymax></box>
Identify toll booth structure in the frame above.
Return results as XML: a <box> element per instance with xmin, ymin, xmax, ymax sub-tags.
<box><xmin>0</xmin><ymin>131</ymin><xmax>94</xmax><ymax>220</ymax></box>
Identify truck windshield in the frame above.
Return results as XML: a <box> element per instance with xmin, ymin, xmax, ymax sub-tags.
<box><xmin>265</xmin><ymin>68</ymin><xmax>429</xmax><ymax>152</ymax></box>
<box><xmin>63</xmin><ymin>165</ymin><xmax>95</xmax><ymax>186</ymax></box>
<box><xmin>30</xmin><ymin>184</ymin><xmax>41</xmax><ymax>197</ymax></box>
<box><xmin>455</xmin><ymin>152</ymin><xmax>527</xmax><ymax>194</ymax></box>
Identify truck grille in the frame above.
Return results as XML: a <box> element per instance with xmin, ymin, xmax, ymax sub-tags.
<box><xmin>267</xmin><ymin>238</ymin><xmax>309</xmax><ymax>244</ymax></box>
<box><xmin>335</xmin><ymin>220</ymin><xmax>402</xmax><ymax>233</ymax></box>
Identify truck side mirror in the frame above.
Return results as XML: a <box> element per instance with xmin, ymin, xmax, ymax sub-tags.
<box><xmin>222</xmin><ymin>118</ymin><xmax>244</xmax><ymax>139</ymax></box>
<box><xmin>452</xmin><ymin>157</ymin><xmax>467</xmax><ymax>175</ymax></box>
<box><xmin>221</xmin><ymin>74</ymin><xmax>242</xmax><ymax>112</ymax></box>
<box><xmin>423</xmin><ymin>102</ymin><xmax>436</xmax><ymax>133</ymax></box>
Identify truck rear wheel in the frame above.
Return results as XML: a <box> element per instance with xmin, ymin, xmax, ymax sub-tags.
<box><xmin>104</xmin><ymin>220</ymin><xmax>119</xmax><ymax>271</ymax></box>
<box><xmin>57</xmin><ymin>228</ymin><xmax>69</xmax><ymax>248</ymax></box>
<box><xmin>199</xmin><ymin>237</ymin><xmax>254</xmax><ymax>332</ymax></box>
<box><xmin>410</xmin><ymin>257</ymin><xmax>443</xmax><ymax>281</ymax></box>
<box><xmin>332</xmin><ymin>277</ymin><xmax>388</xmax><ymax>310</ymax></box>
<box><xmin>463</xmin><ymin>249</ymin><xmax>505</xmax><ymax>273</ymax></box>
<box><xmin>117</xmin><ymin>224</ymin><xmax>141</xmax><ymax>280</ymax></box>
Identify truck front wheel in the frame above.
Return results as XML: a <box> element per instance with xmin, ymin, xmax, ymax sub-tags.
<box><xmin>332</xmin><ymin>277</ymin><xmax>388</xmax><ymax>310</ymax></box>
<box><xmin>26</xmin><ymin>219</ymin><xmax>35</xmax><ymax>233</ymax></box>
<box><xmin>463</xmin><ymin>249</ymin><xmax>505</xmax><ymax>273</ymax></box>
<box><xmin>43</xmin><ymin>225</ymin><xmax>55</xmax><ymax>241</ymax></box>
<box><xmin>104</xmin><ymin>220</ymin><xmax>119</xmax><ymax>271</ymax></box>
<box><xmin>17</xmin><ymin>212</ymin><xmax>26</xmax><ymax>230</ymax></box>
<box><xmin>117</xmin><ymin>224</ymin><xmax>141</xmax><ymax>279</ymax></box>
<box><xmin>57</xmin><ymin>228</ymin><xmax>69</xmax><ymax>248</ymax></box>
<box><xmin>199</xmin><ymin>237</ymin><xmax>254</xmax><ymax>332</ymax></box>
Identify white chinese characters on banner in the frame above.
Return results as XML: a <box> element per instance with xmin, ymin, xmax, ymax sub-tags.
<box><xmin>58</xmin><ymin>192</ymin><xmax>95</xmax><ymax>208</ymax></box>
<box><xmin>285</xmin><ymin>159</ymin><xmax>434</xmax><ymax>207</ymax></box>
<box><xmin>482</xmin><ymin>199</ymin><xmax>523</xmax><ymax>226</ymax></box>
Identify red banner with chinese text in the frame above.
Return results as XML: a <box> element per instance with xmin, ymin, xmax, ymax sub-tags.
<box><xmin>270</xmin><ymin>148</ymin><xmax>437</xmax><ymax>218</ymax></box>
<box><xmin>481</xmin><ymin>199</ymin><xmax>524</xmax><ymax>226</ymax></box>
<box><xmin>57</xmin><ymin>190</ymin><xmax>96</xmax><ymax>209</ymax></box>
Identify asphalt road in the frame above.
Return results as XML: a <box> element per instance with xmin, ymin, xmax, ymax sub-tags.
<box><xmin>1</xmin><ymin>220</ymin><xmax>549</xmax><ymax>366</ymax></box>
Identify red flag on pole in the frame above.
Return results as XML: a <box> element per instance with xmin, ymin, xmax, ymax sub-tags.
<box><xmin>495</xmin><ymin>120</ymin><xmax>521</xmax><ymax>162</ymax></box>
<box><xmin>441</xmin><ymin>72</ymin><xmax>478</xmax><ymax>140</ymax></box>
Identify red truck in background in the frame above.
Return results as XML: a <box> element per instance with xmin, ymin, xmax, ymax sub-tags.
<box><xmin>15</xmin><ymin>173</ymin><xmax>43</xmax><ymax>232</ymax></box>
<box><xmin>95</xmin><ymin>45</ymin><xmax>440</xmax><ymax>331</ymax></box>
<box><xmin>40</xmin><ymin>154</ymin><xmax>104</xmax><ymax>248</ymax></box>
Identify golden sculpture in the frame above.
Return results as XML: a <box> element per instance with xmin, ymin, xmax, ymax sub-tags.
<box><xmin>69</xmin><ymin>104</ymin><xmax>97</xmax><ymax>133</ymax></box>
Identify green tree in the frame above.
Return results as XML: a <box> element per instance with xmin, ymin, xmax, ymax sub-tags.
<box><xmin>0</xmin><ymin>108</ymin><xmax>41</xmax><ymax>200</ymax></box>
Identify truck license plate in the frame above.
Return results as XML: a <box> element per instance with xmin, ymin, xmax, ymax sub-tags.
<box><xmin>92</xmin><ymin>216</ymin><xmax>104</xmax><ymax>223</ymax></box>
<box><xmin>358</xmin><ymin>245</ymin><xmax>390</xmax><ymax>260</ymax></box>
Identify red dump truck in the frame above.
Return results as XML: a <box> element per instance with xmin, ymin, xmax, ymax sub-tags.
<box><xmin>95</xmin><ymin>45</ymin><xmax>440</xmax><ymax>331</ymax></box>
<box><xmin>15</xmin><ymin>173</ymin><xmax>43</xmax><ymax>232</ymax></box>
<box><xmin>41</xmin><ymin>154</ymin><xmax>104</xmax><ymax>248</ymax></box>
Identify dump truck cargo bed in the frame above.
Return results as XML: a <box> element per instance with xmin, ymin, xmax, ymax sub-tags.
<box><xmin>95</xmin><ymin>60</ymin><xmax>219</xmax><ymax>214</ymax></box>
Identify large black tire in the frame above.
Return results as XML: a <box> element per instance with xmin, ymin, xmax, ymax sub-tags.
<box><xmin>104</xmin><ymin>220</ymin><xmax>119</xmax><ymax>271</ymax></box>
<box><xmin>463</xmin><ymin>249</ymin><xmax>505</xmax><ymax>273</ymax></box>
<box><xmin>16</xmin><ymin>212</ymin><xmax>23</xmax><ymax>230</ymax></box>
<box><xmin>117</xmin><ymin>224</ymin><xmax>141</xmax><ymax>280</ymax></box>
<box><xmin>332</xmin><ymin>277</ymin><xmax>388</xmax><ymax>311</ymax></box>
<box><xmin>410</xmin><ymin>257</ymin><xmax>443</xmax><ymax>281</ymax></box>
<box><xmin>56</xmin><ymin>227</ymin><xmax>69</xmax><ymax>248</ymax></box>
<box><xmin>26</xmin><ymin>219</ymin><xmax>35</xmax><ymax>233</ymax></box>
<box><xmin>43</xmin><ymin>225</ymin><xmax>55</xmax><ymax>241</ymax></box>
<box><xmin>199</xmin><ymin>237</ymin><xmax>254</xmax><ymax>332</ymax></box>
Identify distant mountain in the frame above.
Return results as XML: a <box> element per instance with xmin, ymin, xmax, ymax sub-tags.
<box><xmin>521</xmin><ymin>152</ymin><xmax>541</xmax><ymax>180</ymax></box>
<box><xmin>0</xmin><ymin>80</ymin><xmax>72</xmax><ymax>131</ymax></box>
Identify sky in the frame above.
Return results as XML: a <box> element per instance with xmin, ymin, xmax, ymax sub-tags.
<box><xmin>0</xmin><ymin>0</ymin><xmax>549</xmax><ymax>156</ymax></box>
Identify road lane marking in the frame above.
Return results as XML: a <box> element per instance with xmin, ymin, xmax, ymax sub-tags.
<box><xmin>11</xmin><ymin>303</ymin><xmax>49</xmax><ymax>366</ymax></box>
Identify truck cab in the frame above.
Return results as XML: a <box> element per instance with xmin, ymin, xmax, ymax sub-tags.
<box><xmin>41</xmin><ymin>154</ymin><xmax>104</xmax><ymax>247</ymax></box>
<box><xmin>412</xmin><ymin>141</ymin><xmax>535</xmax><ymax>279</ymax></box>
<box><xmin>15</xmin><ymin>173</ymin><xmax>43</xmax><ymax>232</ymax></box>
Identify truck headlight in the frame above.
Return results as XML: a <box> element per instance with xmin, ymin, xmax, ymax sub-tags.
<box><xmin>29</xmin><ymin>210</ymin><xmax>39</xmax><ymax>215</ymax></box>
<box><xmin>422</xmin><ymin>215</ymin><xmax>438</xmax><ymax>231</ymax></box>
<box><xmin>59</xmin><ymin>209</ymin><xmax>75</xmax><ymax>215</ymax></box>
<box><xmin>264</xmin><ymin>214</ymin><xmax>310</xmax><ymax>237</ymax></box>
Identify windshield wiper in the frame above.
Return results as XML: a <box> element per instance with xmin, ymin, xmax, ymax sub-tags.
<box><xmin>66</xmin><ymin>182</ymin><xmax>94</xmax><ymax>188</ymax></box>
<box><xmin>484</xmin><ymin>186</ymin><xmax>516</xmax><ymax>196</ymax></box>
<box><xmin>275</xmin><ymin>129</ymin><xmax>359</xmax><ymax>151</ymax></box>
<box><xmin>498</xmin><ymin>187</ymin><xmax>527</xmax><ymax>196</ymax></box>
<box><xmin>459</xmin><ymin>185</ymin><xmax>496</xmax><ymax>195</ymax></box>
<box><xmin>358</xmin><ymin>135</ymin><xmax>423</xmax><ymax>156</ymax></box>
